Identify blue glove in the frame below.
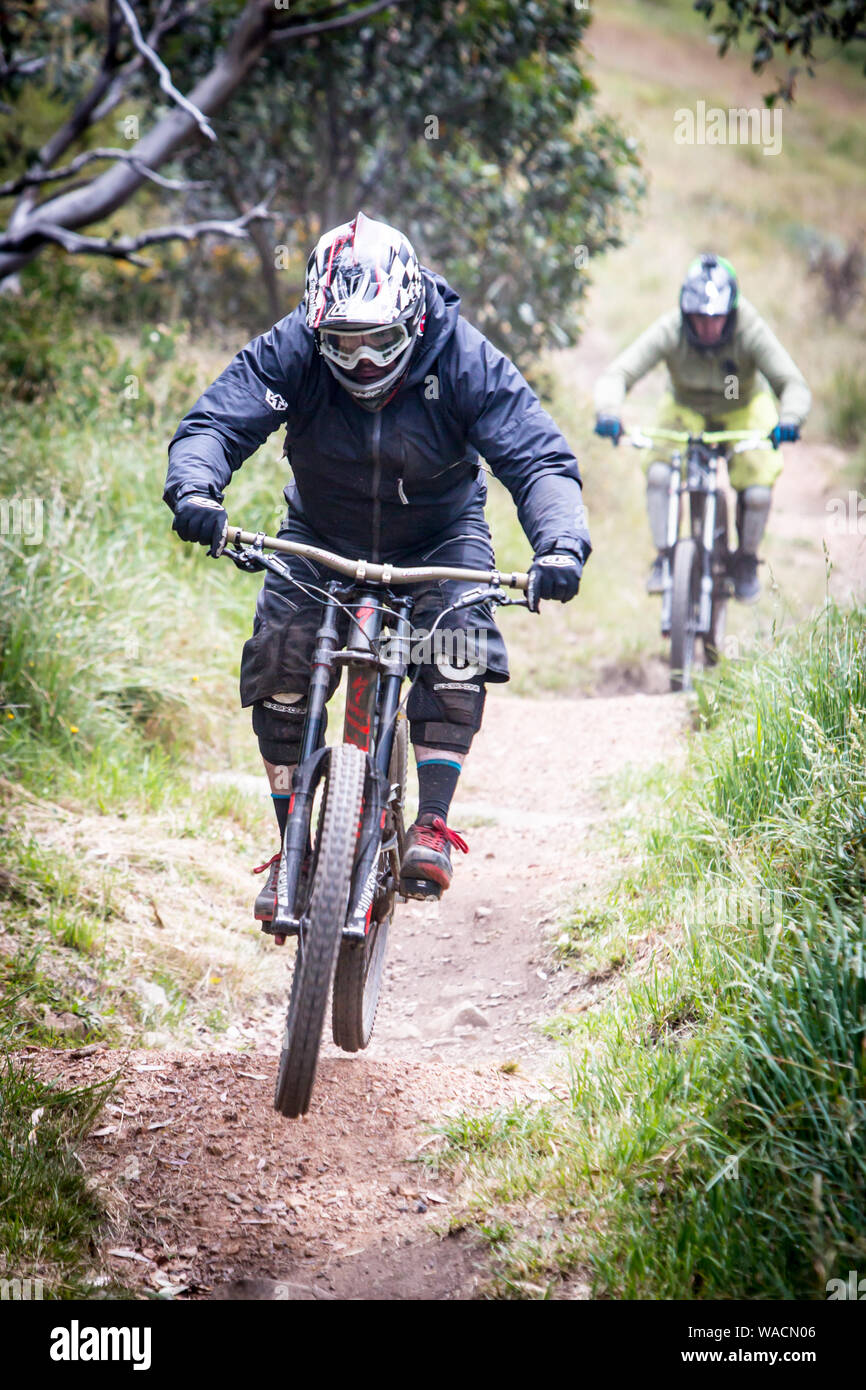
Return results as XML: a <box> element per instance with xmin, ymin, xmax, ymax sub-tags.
<box><xmin>172</xmin><ymin>493</ymin><xmax>228</xmax><ymax>557</ymax></box>
<box><xmin>594</xmin><ymin>414</ymin><xmax>623</xmax><ymax>446</ymax></box>
<box><xmin>770</xmin><ymin>422</ymin><xmax>799</xmax><ymax>449</ymax></box>
<box><xmin>526</xmin><ymin>550</ymin><xmax>583</xmax><ymax>613</ymax></box>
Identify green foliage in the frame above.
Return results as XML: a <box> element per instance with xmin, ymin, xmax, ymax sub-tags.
<box><xmin>694</xmin><ymin>0</ymin><xmax>866</xmax><ymax>83</ymax></box>
<box><xmin>434</xmin><ymin>603</ymin><xmax>866</xmax><ymax>1299</ymax></box>
<box><xmin>825</xmin><ymin>364</ymin><xmax>866</xmax><ymax>445</ymax></box>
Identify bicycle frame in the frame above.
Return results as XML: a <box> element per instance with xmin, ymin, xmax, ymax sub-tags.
<box><xmin>630</xmin><ymin>428</ymin><xmax>771</xmax><ymax>638</ymax></box>
<box><xmin>222</xmin><ymin>527</ymin><xmax>529</xmax><ymax>939</ymax></box>
<box><xmin>268</xmin><ymin>571</ymin><xmax>414</xmax><ymax>940</ymax></box>
<box><xmin>660</xmin><ymin>441</ymin><xmax>724</xmax><ymax>637</ymax></box>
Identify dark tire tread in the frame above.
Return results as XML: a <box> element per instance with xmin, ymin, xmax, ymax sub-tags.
<box><xmin>274</xmin><ymin>743</ymin><xmax>366</xmax><ymax>1117</ymax></box>
<box><xmin>331</xmin><ymin>715</ymin><xmax>407</xmax><ymax>1053</ymax></box>
<box><xmin>670</xmin><ymin>537</ymin><xmax>700</xmax><ymax>693</ymax></box>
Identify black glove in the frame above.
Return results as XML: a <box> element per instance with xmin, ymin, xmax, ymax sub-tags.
<box><xmin>526</xmin><ymin>550</ymin><xmax>583</xmax><ymax>613</ymax></box>
<box><xmin>171</xmin><ymin>494</ymin><xmax>228</xmax><ymax>557</ymax></box>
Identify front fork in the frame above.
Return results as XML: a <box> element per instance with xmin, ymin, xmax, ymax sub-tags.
<box><xmin>661</xmin><ymin>454</ymin><xmax>682</xmax><ymax>634</ymax></box>
<box><xmin>343</xmin><ymin>595</ymin><xmax>414</xmax><ymax>939</ymax></box>
<box><xmin>660</xmin><ymin>453</ymin><xmax>717</xmax><ymax>637</ymax></box>
<box><xmin>697</xmin><ymin>477</ymin><xmax>718</xmax><ymax>634</ymax></box>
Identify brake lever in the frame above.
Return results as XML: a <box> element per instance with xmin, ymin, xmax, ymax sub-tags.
<box><xmin>449</xmin><ymin>584</ymin><xmax>508</xmax><ymax>611</ymax></box>
<box><xmin>223</xmin><ymin>531</ymin><xmax>269</xmax><ymax>572</ymax></box>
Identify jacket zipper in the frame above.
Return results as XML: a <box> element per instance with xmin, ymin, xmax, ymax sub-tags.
<box><xmin>371</xmin><ymin>412</ymin><xmax>382</xmax><ymax>562</ymax></box>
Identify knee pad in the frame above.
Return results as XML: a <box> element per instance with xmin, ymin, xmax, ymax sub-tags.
<box><xmin>252</xmin><ymin>690</ymin><xmax>317</xmax><ymax>765</ymax></box>
<box><xmin>736</xmin><ymin>486</ymin><xmax>772</xmax><ymax>555</ymax></box>
<box><xmin>407</xmin><ymin>669</ymin><xmax>486</xmax><ymax>753</ymax></box>
<box><xmin>646</xmin><ymin>461</ymin><xmax>675</xmax><ymax>551</ymax></box>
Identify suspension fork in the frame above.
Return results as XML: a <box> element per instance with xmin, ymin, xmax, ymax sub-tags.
<box><xmin>661</xmin><ymin>451</ymin><xmax>683</xmax><ymax>635</ymax></box>
<box><xmin>693</xmin><ymin>457</ymin><xmax>719</xmax><ymax>634</ymax></box>
<box><xmin>298</xmin><ymin>587</ymin><xmax>343</xmax><ymax>764</ymax></box>
<box><xmin>345</xmin><ymin>594</ymin><xmax>414</xmax><ymax>938</ymax></box>
<box><xmin>375</xmin><ymin>596</ymin><xmax>414</xmax><ymax>782</ymax></box>
<box><xmin>271</xmin><ymin>589</ymin><xmax>343</xmax><ymax>934</ymax></box>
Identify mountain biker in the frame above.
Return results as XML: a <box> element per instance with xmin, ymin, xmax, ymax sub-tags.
<box><xmin>593</xmin><ymin>254</ymin><xmax>810</xmax><ymax>602</ymax></box>
<box><xmin>164</xmin><ymin>212</ymin><xmax>591</xmax><ymax>917</ymax></box>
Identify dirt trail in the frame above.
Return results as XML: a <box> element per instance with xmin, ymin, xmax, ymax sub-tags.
<box><xmin>31</xmin><ymin>691</ymin><xmax>686</xmax><ymax>1300</ymax></box>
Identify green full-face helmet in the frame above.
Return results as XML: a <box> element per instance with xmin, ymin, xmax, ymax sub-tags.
<box><xmin>680</xmin><ymin>253</ymin><xmax>739</xmax><ymax>348</ymax></box>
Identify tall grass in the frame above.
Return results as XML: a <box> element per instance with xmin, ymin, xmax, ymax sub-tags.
<box><xmin>429</xmin><ymin>601</ymin><xmax>866</xmax><ymax>1298</ymax></box>
<box><xmin>0</xmin><ymin>263</ymin><xmax>278</xmax><ymax>803</ymax></box>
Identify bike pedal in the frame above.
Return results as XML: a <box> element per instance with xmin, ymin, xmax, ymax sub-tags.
<box><xmin>260</xmin><ymin>918</ymin><xmax>300</xmax><ymax>938</ymax></box>
<box><xmin>398</xmin><ymin>877</ymin><xmax>443</xmax><ymax>902</ymax></box>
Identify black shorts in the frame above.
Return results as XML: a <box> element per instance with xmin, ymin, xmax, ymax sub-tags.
<box><xmin>238</xmin><ymin>508</ymin><xmax>510</xmax><ymax>709</ymax></box>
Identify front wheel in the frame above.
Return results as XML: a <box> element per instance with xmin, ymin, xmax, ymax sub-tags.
<box><xmin>669</xmin><ymin>537</ymin><xmax>700</xmax><ymax>693</ymax></box>
<box><xmin>274</xmin><ymin>742</ymin><xmax>366</xmax><ymax>1118</ymax></box>
<box><xmin>331</xmin><ymin>714</ymin><xmax>408</xmax><ymax>1052</ymax></box>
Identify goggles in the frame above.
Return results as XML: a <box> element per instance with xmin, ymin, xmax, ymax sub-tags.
<box><xmin>319</xmin><ymin>323</ymin><xmax>410</xmax><ymax>371</ymax></box>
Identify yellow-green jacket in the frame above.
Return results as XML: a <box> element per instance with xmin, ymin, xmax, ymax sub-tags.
<box><xmin>594</xmin><ymin>296</ymin><xmax>811</xmax><ymax>426</ymax></box>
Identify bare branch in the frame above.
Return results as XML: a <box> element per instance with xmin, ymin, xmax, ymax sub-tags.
<box><xmin>0</xmin><ymin>203</ymin><xmax>274</xmax><ymax>265</ymax></box>
<box><xmin>270</xmin><ymin>0</ymin><xmax>406</xmax><ymax>43</ymax></box>
<box><xmin>115</xmin><ymin>0</ymin><xmax>217</xmax><ymax>142</ymax></box>
<box><xmin>90</xmin><ymin>0</ymin><xmax>210</xmax><ymax>123</ymax></box>
<box><xmin>0</xmin><ymin>148</ymin><xmax>211</xmax><ymax>198</ymax></box>
<box><xmin>0</xmin><ymin>55</ymin><xmax>48</xmax><ymax>81</ymax></box>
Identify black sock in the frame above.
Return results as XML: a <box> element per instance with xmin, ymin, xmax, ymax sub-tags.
<box><xmin>416</xmin><ymin>757</ymin><xmax>462</xmax><ymax>822</ymax></box>
<box><xmin>272</xmin><ymin>794</ymin><xmax>290</xmax><ymax>838</ymax></box>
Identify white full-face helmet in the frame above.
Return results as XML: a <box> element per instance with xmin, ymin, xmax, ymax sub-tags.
<box><xmin>305</xmin><ymin>211</ymin><xmax>426</xmax><ymax>411</ymax></box>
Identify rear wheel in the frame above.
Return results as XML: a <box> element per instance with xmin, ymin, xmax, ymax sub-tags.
<box><xmin>669</xmin><ymin>537</ymin><xmax>700</xmax><ymax>692</ymax></box>
<box><xmin>274</xmin><ymin>743</ymin><xmax>366</xmax><ymax>1117</ymax></box>
<box><xmin>331</xmin><ymin>714</ymin><xmax>407</xmax><ymax>1052</ymax></box>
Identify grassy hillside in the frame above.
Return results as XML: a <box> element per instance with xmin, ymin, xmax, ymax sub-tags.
<box><xmin>431</xmin><ymin>599</ymin><xmax>866</xmax><ymax>1299</ymax></box>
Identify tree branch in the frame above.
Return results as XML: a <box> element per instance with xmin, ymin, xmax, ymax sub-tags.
<box><xmin>90</xmin><ymin>0</ymin><xmax>209</xmax><ymax>123</ymax></box>
<box><xmin>115</xmin><ymin>0</ymin><xmax>217</xmax><ymax>141</ymax></box>
<box><xmin>0</xmin><ymin>54</ymin><xmax>48</xmax><ymax>82</ymax></box>
<box><xmin>0</xmin><ymin>203</ymin><xmax>274</xmax><ymax>265</ymax></box>
<box><xmin>0</xmin><ymin>148</ymin><xmax>211</xmax><ymax>198</ymax></box>
<box><xmin>269</xmin><ymin>0</ymin><xmax>406</xmax><ymax>43</ymax></box>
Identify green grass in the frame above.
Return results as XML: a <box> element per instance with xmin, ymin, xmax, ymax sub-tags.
<box><xmin>426</xmin><ymin>601</ymin><xmax>866</xmax><ymax>1299</ymax></box>
<box><xmin>0</xmin><ymin>1005</ymin><xmax>118</xmax><ymax>1297</ymax></box>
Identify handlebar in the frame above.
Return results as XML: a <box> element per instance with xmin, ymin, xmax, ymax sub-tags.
<box><xmin>224</xmin><ymin>525</ymin><xmax>530</xmax><ymax>591</ymax></box>
<box><xmin>626</xmin><ymin>427</ymin><xmax>773</xmax><ymax>454</ymax></box>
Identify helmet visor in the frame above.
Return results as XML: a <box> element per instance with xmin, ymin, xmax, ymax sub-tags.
<box><xmin>319</xmin><ymin>324</ymin><xmax>410</xmax><ymax>371</ymax></box>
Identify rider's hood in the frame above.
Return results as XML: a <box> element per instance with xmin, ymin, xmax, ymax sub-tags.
<box><xmin>400</xmin><ymin>269</ymin><xmax>461</xmax><ymax>389</ymax></box>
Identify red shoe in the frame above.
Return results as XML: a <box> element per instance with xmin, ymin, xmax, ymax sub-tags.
<box><xmin>399</xmin><ymin>814</ymin><xmax>468</xmax><ymax>898</ymax></box>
